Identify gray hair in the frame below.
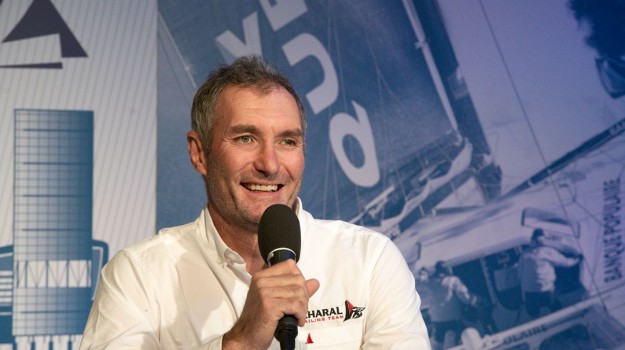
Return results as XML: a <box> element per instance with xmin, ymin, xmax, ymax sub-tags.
<box><xmin>191</xmin><ymin>55</ymin><xmax>307</xmax><ymax>152</ymax></box>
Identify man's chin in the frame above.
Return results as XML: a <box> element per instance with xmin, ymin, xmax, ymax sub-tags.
<box><xmin>254</xmin><ymin>197</ymin><xmax>290</xmax><ymax>209</ymax></box>
<box><xmin>237</xmin><ymin>195</ymin><xmax>295</xmax><ymax>222</ymax></box>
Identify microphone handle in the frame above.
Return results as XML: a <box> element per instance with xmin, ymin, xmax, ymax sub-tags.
<box><xmin>275</xmin><ymin>316</ymin><xmax>297</xmax><ymax>350</ymax></box>
<box><xmin>267</xmin><ymin>249</ymin><xmax>298</xmax><ymax>350</ymax></box>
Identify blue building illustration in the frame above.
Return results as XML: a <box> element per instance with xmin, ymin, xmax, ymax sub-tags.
<box><xmin>0</xmin><ymin>109</ymin><xmax>108</xmax><ymax>349</ymax></box>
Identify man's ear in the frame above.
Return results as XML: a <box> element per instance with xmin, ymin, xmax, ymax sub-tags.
<box><xmin>187</xmin><ymin>130</ymin><xmax>208</xmax><ymax>176</ymax></box>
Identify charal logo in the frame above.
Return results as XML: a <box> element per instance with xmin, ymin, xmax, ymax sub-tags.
<box><xmin>0</xmin><ymin>0</ymin><xmax>87</xmax><ymax>69</ymax></box>
<box><xmin>343</xmin><ymin>300</ymin><xmax>365</xmax><ymax>321</ymax></box>
<box><xmin>306</xmin><ymin>300</ymin><xmax>365</xmax><ymax>325</ymax></box>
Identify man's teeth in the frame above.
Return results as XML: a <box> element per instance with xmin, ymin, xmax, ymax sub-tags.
<box><xmin>246</xmin><ymin>184</ymin><xmax>278</xmax><ymax>192</ymax></box>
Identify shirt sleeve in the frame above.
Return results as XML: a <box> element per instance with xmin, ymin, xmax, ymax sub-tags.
<box><xmin>451</xmin><ymin>276</ymin><xmax>474</xmax><ymax>305</ymax></box>
<box><xmin>79</xmin><ymin>250</ymin><xmax>160</xmax><ymax>349</ymax></box>
<box><xmin>543</xmin><ymin>247</ymin><xmax>579</xmax><ymax>268</ymax></box>
<box><xmin>79</xmin><ymin>250</ymin><xmax>228</xmax><ymax>350</ymax></box>
<box><xmin>362</xmin><ymin>238</ymin><xmax>431</xmax><ymax>349</ymax></box>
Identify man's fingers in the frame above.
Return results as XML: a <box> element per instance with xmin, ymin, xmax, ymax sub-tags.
<box><xmin>258</xmin><ymin>259</ymin><xmax>301</xmax><ymax>276</ymax></box>
<box><xmin>255</xmin><ymin>275</ymin><xmax>308</xmax><ymax>300</ymax></box>
<box><xmin>251</xmin><ymin>262</ymin><xmax>321</xmax><ymax>327</ymax></box>
<box><xmin>306</xmin><ymin>278</ymin><xmax>320</xmax><ymax>297</ymax></box>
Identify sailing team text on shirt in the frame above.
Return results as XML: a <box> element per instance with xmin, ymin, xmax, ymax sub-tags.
<box><xmin>306</xmin><ymin>300</ymin><xmax>365</xmax><ymax>324</ymax></box>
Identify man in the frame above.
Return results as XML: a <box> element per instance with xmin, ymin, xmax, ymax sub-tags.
<box><xmin>518</xmin><ymin>228</ymin><xmax>581</xmax><ymax>319</ymax></box>
<box><xmin>426</xmin><ymin>261</ymin><xmax>475</xmax><ymax>350</ymax></box>
<box><xmin>80</xmin><ymin>56</ymin><xmax>430</xmax><ymax>349</ymax></box>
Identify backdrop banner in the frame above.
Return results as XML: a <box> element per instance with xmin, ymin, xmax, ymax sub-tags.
<box><xmin>158</xmin><ymin>0</ymin><xmax>625</xmax><ymax>349</ymax></box>
<box><xmin>1</xmin><ymin>0</ymin><xmax>622</xmax><ymax>349</ymax></box>
<box><xmin>0</xmin><ymin>0</ymin><xmax>157</xmax><ymax>348</ymax></box>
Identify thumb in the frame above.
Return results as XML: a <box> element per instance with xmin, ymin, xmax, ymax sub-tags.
<box><xmin>306</xmin><ymin>278</ymin><xmax>320</xmax><ymax>297</ymax></box>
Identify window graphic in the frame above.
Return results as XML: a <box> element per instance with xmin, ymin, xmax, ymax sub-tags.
<box><xmin>0</xmin><ymin>109</ymin><xmax>108</xmax><ymax>348</ymax></box>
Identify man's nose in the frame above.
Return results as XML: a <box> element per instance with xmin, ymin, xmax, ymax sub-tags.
<box><xmin>254</xmin><ymin>143</ymin><xmax>280</xmax><ymax>175</ymax></box>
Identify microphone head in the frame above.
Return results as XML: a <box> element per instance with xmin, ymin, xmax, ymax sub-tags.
<box><xmin>258</xmin><ymin>204</ymin><xmax>301</xmax><ymax>264</ymax></box>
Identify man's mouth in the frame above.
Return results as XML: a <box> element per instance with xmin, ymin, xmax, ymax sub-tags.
<box><xmin>243</xmin><ymin>184</ymin><xmax>280</xmax><ymax>192</ymax></box>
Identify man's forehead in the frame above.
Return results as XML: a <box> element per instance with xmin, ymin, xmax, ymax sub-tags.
<box><xmin>216</xmin><ymin>86</ymin><xmax>301</xmax><ymax>123</ymax></box>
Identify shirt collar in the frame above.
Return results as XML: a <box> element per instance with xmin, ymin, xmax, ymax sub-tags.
<box><xmin>201</xmin><ymin>207</ymin><xmax>245</xmax><ymax>267</ymax></box>
<box><xmin>201</xmin><ymin>198</ymin><xmax>306</xmax><ymax>267</ymax></box>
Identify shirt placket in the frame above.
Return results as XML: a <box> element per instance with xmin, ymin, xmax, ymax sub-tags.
<box><xmin>223</xmin><ymin>249</ymin><xmax>252</xmax><ymax>317</ymax></box>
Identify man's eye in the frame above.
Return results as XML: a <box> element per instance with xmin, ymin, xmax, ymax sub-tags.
<box><xmin>236</xmin><ymin>135</ymin><xmax>252</xmax><ymax>143</ymax></box>
<box><xmin>282</xmin><ymin>139</ymin><xmax>299</xmax><ymax>146</ymax></box>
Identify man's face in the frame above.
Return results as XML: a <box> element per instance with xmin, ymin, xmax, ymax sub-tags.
<box><xmin>204</xmin><ymin>85</ymin><xmax>304</xmax><ymax>231</ymax></box>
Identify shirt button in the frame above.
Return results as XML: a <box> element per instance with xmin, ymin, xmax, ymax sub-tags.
<box><xmin>224</xmin><ymin>250</ymin><xmax>239</xmax><ymax>265</ymax></box>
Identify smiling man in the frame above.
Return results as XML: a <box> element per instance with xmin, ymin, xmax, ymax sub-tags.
<box><xmin>80</xmin><ymin>56</ymin><xmax>430</xmax><ymax>349</ymax></box>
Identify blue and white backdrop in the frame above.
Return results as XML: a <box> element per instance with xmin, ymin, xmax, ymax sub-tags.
<box><xmin>1</xmin><ymin>0</ymin><xmax>625</xmax><ymax>349</ymax></box>
<box><xmin>0</xmin><ymin>0</ymin><xmax>156</xmax><ymax>348</ymax></box>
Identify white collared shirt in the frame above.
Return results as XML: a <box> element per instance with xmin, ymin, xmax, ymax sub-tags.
<box><xmin>80</xmin><ymin>200</ymin><xmax>430</xmax><ymax>349</ymax></box>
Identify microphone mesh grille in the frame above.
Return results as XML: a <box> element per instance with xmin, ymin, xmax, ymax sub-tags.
<box><xmin>258</xmin><ymin>204</ymin><xmax>301</xmax><ymax>264</ymax></box>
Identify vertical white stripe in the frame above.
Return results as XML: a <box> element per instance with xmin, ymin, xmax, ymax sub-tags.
<box><xmin>0</xmin><ymin>0</ymin><xmax>157</xmax><ymax>254</ymax></box>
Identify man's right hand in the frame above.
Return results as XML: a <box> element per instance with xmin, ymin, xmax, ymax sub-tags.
<box><xmin>222</xmin><ymin>260</ymin><xmax>320</xmax><ymax>350</ymax></box>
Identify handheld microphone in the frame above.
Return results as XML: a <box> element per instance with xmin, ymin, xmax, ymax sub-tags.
<box><xmin>258</xmin><ymin>204</ymin><xmax>301</xmax><ymax>350</ymax></box>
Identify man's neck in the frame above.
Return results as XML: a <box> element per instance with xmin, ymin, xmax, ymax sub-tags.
<box><xmin>221</xmin><ymin>228</ymin><xmax>266</xmax><ymax>274</ymax></box>
<box><xmin>208</xmin><ymin>206</ymin><xmax>266</xmax><ymax>275</ymax></box>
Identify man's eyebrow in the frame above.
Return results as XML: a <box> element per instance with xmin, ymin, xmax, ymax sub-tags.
<box><xmin>228</xmin><ymin>124</ymin><xmax>259</xmax><ymax>134</ymax></box>
<box><xmin>278</xmin><ymin>129</ymin><xmax>304</xmax><ymax>139</ymax></box>
<box><xmin>228</xmin><ymin>124</ymin><xmax>303</xmax><ymax>138</ymax></box>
